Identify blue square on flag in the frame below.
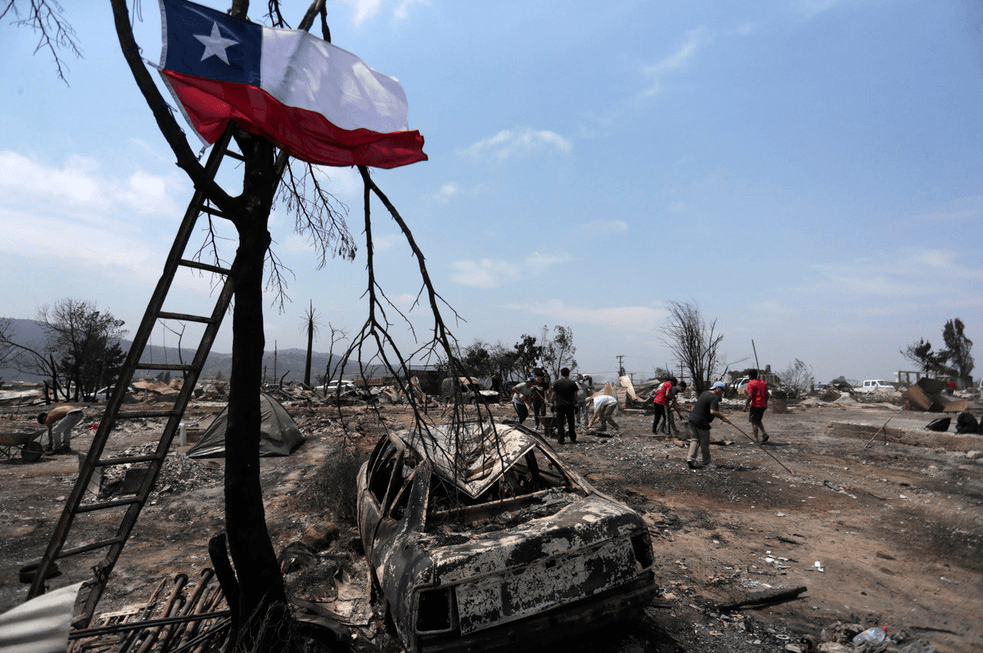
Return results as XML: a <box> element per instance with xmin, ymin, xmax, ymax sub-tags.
<box><xmin>162</xmin><ymin>0</ymin><xmax>262</xmax><ymax>86</ymax></box>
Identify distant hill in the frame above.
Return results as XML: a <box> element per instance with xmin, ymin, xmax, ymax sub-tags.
<box><xmin>1</xmin><ymin>318</ymin><xmax>370</xmax><ymax>385</ymax></box>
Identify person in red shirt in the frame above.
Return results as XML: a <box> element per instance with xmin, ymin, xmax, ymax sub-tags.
<box><xmin>652</xmin><ymin>378</ymin><xmax>683</xmax><ymax>436</ymax></box>
<box><xmin>743</xmin><ymin>370</ymin><xmax>770</xmax><ymax>443</ymax></box>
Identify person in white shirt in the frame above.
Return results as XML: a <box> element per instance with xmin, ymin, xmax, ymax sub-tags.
<box><xmin>586</xmin><ymin>394</ymin><xmax>619</xmax><ymax>432</ymax></box>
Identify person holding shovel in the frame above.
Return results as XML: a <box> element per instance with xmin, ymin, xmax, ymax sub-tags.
<box><xmin>743</xmin><ymin>369</ymin><xmax>770</xmax><ymax>443</ymax></box>
<box><xmin>652</xmin><ymin>377</ymin><xmax>684</xmax><ymax>436</ymax></box>
<box><xmin>686</xmin><ymin>382</ymin><xmax>731</xmax><ymax>470</ymax></box>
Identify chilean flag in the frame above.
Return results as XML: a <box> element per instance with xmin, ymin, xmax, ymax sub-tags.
<box><xmin>158</xmin><ymin>0</ymin><xmax>427</xmax><ymax>169</ymax></box>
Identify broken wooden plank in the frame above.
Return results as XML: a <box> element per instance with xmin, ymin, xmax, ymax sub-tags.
<box><xmin>716</xmin><ymin>585</ymin><xmax>807</xmax><ymax>611</ymax></box>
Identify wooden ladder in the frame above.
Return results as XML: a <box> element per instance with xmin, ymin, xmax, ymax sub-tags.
<box><xmin>26</xmin><ymin>129</ymin><xmax>242</xmax><ymax>627</ymax></box>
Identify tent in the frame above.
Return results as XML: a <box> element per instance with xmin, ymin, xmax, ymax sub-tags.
<box><xmin>187</xmin><ymin>393</ymin><xmax>306</xmax><ymax>458</ymax></box>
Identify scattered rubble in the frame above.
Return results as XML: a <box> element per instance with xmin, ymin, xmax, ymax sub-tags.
<box><xmin>2</xmin><ymin>385</ymin><xmax>982</xmax><ymax>653</ymax></box>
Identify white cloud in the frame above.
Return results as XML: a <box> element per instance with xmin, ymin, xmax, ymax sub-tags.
<box><xmin>345</xmin><ymin>0</ymin><xmax>383</xmax><ymax>24</ymax></box>
<box><xmin>0</xmin><ymin>151</ymin><xmax>232</xmax><ymax>301</ymax></box>
<box><xmin>580</xmin><ymin>219</ymin><xmax>628</xmax><ymax>233</ymax></box>
<box><xmin>467</xmin><ymin>128</ymin><xmax>573</xmax><ymax>160</ymax></box>
<box><xmin>393</xmin><ymin>293</ymin><xmax>417</xmax><ymax>307</ymax></box>
<box><xmin>0</xmin><ymin>151</ymin><xmax>184</xmax><ymax>219</ymax></box>
<box><xmin>0</xmin><ymin>205</ymin><xmax>161</xmax><ymax>286</ymax></box>
<box><xmin>374</xmin><ymin>233</ymin><xmax>403</xmax><ymax>251</ymax></box>
<box><xmin>310</xmin><ymin>165</ymin><xmax>361</xmax><ymax>206</ymax></box>
<box><xmin>810</xmin><ymin>248</ymin><xmax>983</xmax><ymax>299</ymax></box>
<box><xmin>750</xmin><ymin>300</ymin><xmax>795</xmax><ymax>316</ymax></box>
<box><xmin>394</xmin><ymin>0</ymin><xmax>428</xmax><ymax>20</ymax></box>
<box><xmin>504</xmin><ymin>300</ymin><xmax>667</xmax><ymax>334</ymax></box>
<box><xmin>425</xmin><ymin>182</ymin><xmax>459</xmax><ymax>204</ymax></box>
<box><xmin>642</xmin><ymin>27</ymin><xmax>710</xmax><ymax>97</ymax></box>
<box><xmin>451</xmin><ymin>249</ymin><xmax>574</xmax><ymax>288</ymax></box>
<box><xmin>903</xmin><ymin>196</ymin><xmax>983</xmax><ymax>226</ymax></box>
<box><xmin>342</xmin><ymin>0</ymin><xmax>426</xmax><ymax>24</ymax></box>
<box><xmin>525</xmin><ymin>251</ymin><xmax>573</xmax><ymax>273</ymax></box>
<box><xmin>796</xmin><ymin>0</ymin><xmax>844</xmax><ymax>20</ymax></box>
<box><xmin>450</xmin><ymin>259</ymin><xmax>519</xmax><ymax>289</ymax></box>
<box><xmin>819</xmin><ymin>273</ymin><xmax>930</xmax><ymax>298</ymax></box>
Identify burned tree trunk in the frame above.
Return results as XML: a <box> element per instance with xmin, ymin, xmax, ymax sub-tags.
<box><xmin>221</xmin><ymin>134</ymin><xmax>292</xmax><ymax>652</ymax></box>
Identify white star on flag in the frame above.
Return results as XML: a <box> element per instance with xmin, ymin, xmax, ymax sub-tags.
<box><xmin>194</xmin><ymin>22</ymin><xmax>239</xmax><ymax>64</ymax></box>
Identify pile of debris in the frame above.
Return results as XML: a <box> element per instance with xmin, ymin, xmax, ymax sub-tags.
<box><xmin>901</xmin><ymin>378</ymin><xmax>973</xmax><ymax>414</ymax></box>
<box><xmin>96</xmin><ymin>443</ymin><xmax>223</xmax><ymax>501</ymax></box>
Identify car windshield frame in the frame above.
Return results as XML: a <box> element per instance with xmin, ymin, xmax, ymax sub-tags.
<box><xmin>394</xmin><ymin>422</ymin><xmax>542</xmax><ymax>500</ymax></box>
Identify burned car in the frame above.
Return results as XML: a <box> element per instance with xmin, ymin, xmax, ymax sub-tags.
<box><xmin>356</xmin><ymin>420</ymin><xmax>658</xmax><ymax>652</ymax></box>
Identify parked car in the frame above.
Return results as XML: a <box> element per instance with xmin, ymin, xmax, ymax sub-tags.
<box><xmin>854</xmin><ymin>380</ymin><xmax>895</xmax><ymax>393</ymax></box>
<box><xmin>94</xmin><ymin>385</ymin><xmax>134</xmax><ymax>402</ymax></box>
<box><xmin>357</xmin><ymin>421</ymin><xmax>658</xmax><ymax>653</ymax></box>
<box><xmin>316</xmin><ymin>380</ymin><xmax>355</xmax><ymax>394</ymax></box>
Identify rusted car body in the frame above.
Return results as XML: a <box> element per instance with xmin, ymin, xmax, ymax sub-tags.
<box><xmin>356</xmin><ymin>421</ymin><xmax>658</xmax><ymax>652</ymax></box>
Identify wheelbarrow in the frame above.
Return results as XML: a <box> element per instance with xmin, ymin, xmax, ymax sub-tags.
<box><xmin>0</xmin><ymin>429</ymin><xmax>46</xmax><ymax>462</ymax></box>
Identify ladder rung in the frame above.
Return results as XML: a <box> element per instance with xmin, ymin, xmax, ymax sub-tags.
<box><xmin>115</xmin><ymin>409</ymin><xmax>182</xmax><ymax>420</ymax></box>
<box><xmin>94</xmin><ymin>454</ymin><xmax>162</xmax><ymax>467</ymax></box>
<box><xmin>223</xmin><ymin>149</ymin><xmax>245</xmax><ymax>161</ymax></box>
<box><xmin>199</xmin><ymin>205</ymin><xmax>225</xmax><ymax>218</ymax></box>
<box><xmin>58</xmin><ymin>537</ymin><xmax>127</xmax><ymax>559</ymax></box>
<box><xmin>178</xmin><ymin>259</ymin><xmax>232</xmax><ymax>275</ymax></box>
<box><xmin>76</xmin><ymin>497</ymin><xmax>145</xmax><ymax>513</ymax></box>
<box><xmin>156</xmin><ymin>310</ymin><xmax>215</xmax><ymax>324</ymax></box>
<box><xmin>136</xmin><ymin>363</ymin><xmax>195</xmax><ymax>372</ymax></box>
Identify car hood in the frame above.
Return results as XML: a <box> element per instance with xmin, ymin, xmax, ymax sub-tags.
<box><xmin>392</xmin><ymin>489</ymin><xmax>645</xmax><ymax>588</ymax></box>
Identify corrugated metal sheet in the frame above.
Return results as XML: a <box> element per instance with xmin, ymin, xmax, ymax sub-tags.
<box><xmin>0</xmin><ymin>583</ymin><xmax>82</xmax><ymax>653</ymax></box>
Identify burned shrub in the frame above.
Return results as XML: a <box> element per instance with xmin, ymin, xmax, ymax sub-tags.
<box><xmin>305</xmin><ymin>445</ymin><xmax>362</xmax><ymax>526</ymax></box>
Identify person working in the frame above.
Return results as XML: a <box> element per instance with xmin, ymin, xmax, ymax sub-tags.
<box><xmin>550</xmin><ymin>367</ymin><xmax>579</xmax><ymax>444</ymax></box>
<box><xmin>38</xmin><ymin>405</ymin><xmax>84</xmax><ymax>454</ymax></box>
<box><xmin>587</xmin><ymin>393</ymin><xmax>619</xmax><ymax>432</ymax></box>
<box><xmin>575</xmin><ymin>374</ymin><xmax>589</xmax><ymax>425</ymax></box>
<box><xmin>652</xmin><ymin>378</ymin><xmax>684</xmax><ymax>436</ymax></box>
<box><xmin>665</xmin><ymin>381</ymin><xmax>686</xmax><ymax>436</ymax></box>
<box><xmin>530</xmin><ymin>375</ymin><xmax>547</xmax><ymax>428</ymax></box>
<box><xmin>743</xmin><ymin>369</ymin><xmax>770</xmax><ymax>443</ymax></box>
<box><xmin>685</xmin><ymin>382</ymin><xmax>731</xmax><ymax>470</ymax></box>
<box><xmin>511</xmin><ymin>379</ymin><xmax>533</xmax><ymax>424</ymax></box>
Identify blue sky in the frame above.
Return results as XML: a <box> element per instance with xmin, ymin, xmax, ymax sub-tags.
<box><xmin>1</xmin><ymin>0</ymin><xmax>981</xmax><ymax>385</ymax></box>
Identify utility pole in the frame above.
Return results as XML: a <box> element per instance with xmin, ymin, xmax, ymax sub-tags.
<box><xmin>617</xmin><ymin>355</ymin><xmax>626</xmax><ymax>377</ymax></box>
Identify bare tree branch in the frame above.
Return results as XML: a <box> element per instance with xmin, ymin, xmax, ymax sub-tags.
<box><xmin>662</xmin><ymin>300</ymin><xmax>724</xmax><ymax>394</ymax></box>
<box><xmin>277</xmin><ymin>159</ymin><xmax>355</xmax><ymax>267</ymax></box>
<box><xmin>2</xmin><ymin>0</ymin><xmax>81</xmax><ymax>83</ymax></box>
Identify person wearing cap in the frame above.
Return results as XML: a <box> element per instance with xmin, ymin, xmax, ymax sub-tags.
<box><xmin>685</xmin><ymin>381</ymin><xmax>732</xmax><ymax>470</ymax></box>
